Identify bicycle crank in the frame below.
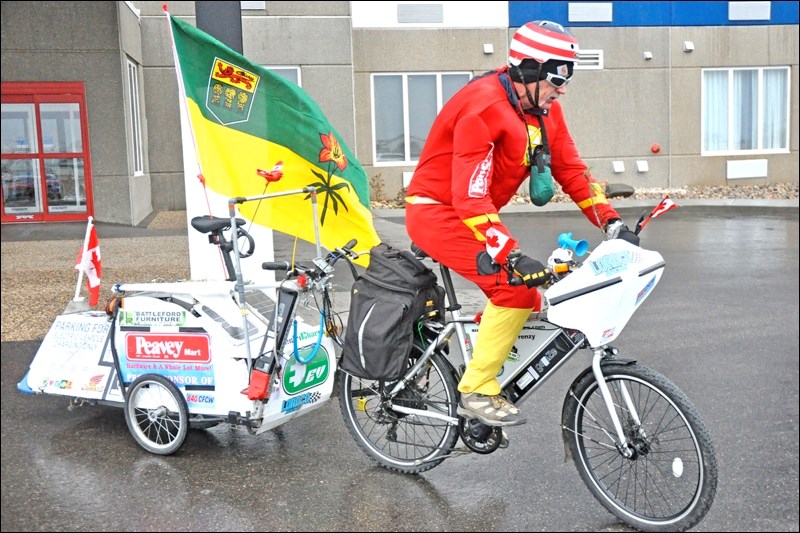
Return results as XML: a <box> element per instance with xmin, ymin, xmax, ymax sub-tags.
<box><xmin>457</xmin><ymin>417</ymin><xmax>506</xmax><ymax>454</ymax></box>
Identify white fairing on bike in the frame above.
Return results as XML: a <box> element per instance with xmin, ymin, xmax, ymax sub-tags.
<box><xmin>544</xmin><ymin>239</ymin><xmax>664</xmax><ymax>347</ymax></box>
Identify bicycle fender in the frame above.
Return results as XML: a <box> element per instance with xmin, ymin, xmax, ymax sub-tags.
<box><xmin>559</xmin><ymin>357</ymin><xmax>637</xmax><ymax>462</ymax></box>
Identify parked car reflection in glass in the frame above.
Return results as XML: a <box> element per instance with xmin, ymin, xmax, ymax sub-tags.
<box><xmin>2</xmin><ymin>173</ymin><xmax>62</xmax><ymax>202</ymax></box>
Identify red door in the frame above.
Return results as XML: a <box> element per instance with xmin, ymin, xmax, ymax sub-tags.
<box><xmin>1</xmin><ymin>82</ymin><xmax>94</xmax><ymax>223</ymax></box>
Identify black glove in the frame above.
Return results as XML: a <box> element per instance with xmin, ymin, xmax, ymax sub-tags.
<box><xmin>510</xmin><ymin>255</ymin><xmax>552</xmax><ymax>288</ymax></box>
<box><xmin>605</xmin><ymin>219</ymin><xmax>640</xmax><ymax>246</ymax></box>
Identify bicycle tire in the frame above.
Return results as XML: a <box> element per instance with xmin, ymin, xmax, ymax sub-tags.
<box><xmin>124</xmin><ymin>374</ymin><xmax>189</xmax><ymax>455</ymax></box>
<box><xmin>562</xmin><ymin>363</ymin><xmax>717</xmax><ymax>532</ymax></box>
<box><xmin>337</xmin><ymin>347</ymin><xmax>459</xmax><ymax>474</ymax></box>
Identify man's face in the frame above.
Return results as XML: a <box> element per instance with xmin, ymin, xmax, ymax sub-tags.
<box><xmin>517</xmin><ymin>79</ymin><xmax>568</xmax><ymax>111</ymax></box>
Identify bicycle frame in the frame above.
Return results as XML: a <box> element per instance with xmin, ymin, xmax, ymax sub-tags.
<box><xmin>337</xmin><ymin>204</ymin><xmax>716</xmax><ymax>531</ymax></box>
<box><xmin>390</xmin><ymin>246</ymin><xmax>657</xmax><ymax>457</ymax></box>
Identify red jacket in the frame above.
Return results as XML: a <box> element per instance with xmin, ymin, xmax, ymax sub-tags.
<box><xmin>407</xmin><ymin>67</ymin><xmax>619</xmax><ymax>263</ymax></box>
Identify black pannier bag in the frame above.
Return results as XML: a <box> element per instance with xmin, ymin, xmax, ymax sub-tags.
<box><xmin>340</xmin><ymin>243</ymin><xmax>444</xmax><ymax>381</ymax></box>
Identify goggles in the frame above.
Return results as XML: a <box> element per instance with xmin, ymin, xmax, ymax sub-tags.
<box><xmin>543</xmin><ymin>71</ymin><xmax>571</xmax><ymax>88</ymax></box>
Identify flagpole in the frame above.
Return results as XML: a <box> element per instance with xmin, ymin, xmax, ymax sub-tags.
<box><xmin>165</xmin><ymin>8</ymin><xmax>206</xmax><ymax>206</ymax></box>
<box><xmin>73</xmin><ymin>216</ymin><xmax>94</xmax><ymax>301</ymax></box>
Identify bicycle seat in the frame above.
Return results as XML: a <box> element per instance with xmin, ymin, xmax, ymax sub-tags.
<box><xmin>191</xmin><ymin>215</ymin><xmax>246</xmax><ymax>234</ymax></box>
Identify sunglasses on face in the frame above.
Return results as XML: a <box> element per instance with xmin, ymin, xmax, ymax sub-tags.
<box><xmin>543</xmin><ymin>72</ymin><xmax>571</xmax><ymax>88</ymax></box>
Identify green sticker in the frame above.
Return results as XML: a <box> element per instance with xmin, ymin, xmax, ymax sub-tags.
<box><xmin>282</xmin><ymin>346</ymin><xmax>329</xmax><ymax>395</ymax></box>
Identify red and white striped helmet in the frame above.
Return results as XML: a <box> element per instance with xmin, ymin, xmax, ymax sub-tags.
<box><xmin>509</xmin><ymin>20</ymin><xmax>579</xmax><ymax>66</ymax></box>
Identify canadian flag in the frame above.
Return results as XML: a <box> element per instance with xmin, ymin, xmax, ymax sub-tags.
<box><xmin>650</xmin><ymin>195</ymin><xmax>679</xmax><ymax>219</ymax></box>
<box><xmin>75</xmin><ymin>225</ymin><xmax>102</xmax><ymax>306</ymax></box>
<box><xmin>639</xmin><ymin>195</ymin><xmax>679</xmax><ymax>231</ymax></box>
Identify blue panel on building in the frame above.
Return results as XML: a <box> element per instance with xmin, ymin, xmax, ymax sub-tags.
<box><xmin>509</xmin><ymin>1</ymin><xmax>798</xmax><ymax>28</ymax></box>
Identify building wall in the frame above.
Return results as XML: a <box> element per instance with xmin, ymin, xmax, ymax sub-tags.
<box><xmin>3</xmin><ymin>1</ymin><xmax>798</xmax><ymax>223</ymax></box>
<box><xmin>352</xmin><ymin>5</ymin><xmax>798</xmax><ymax>199</ymax></box>
<box><xmin>137</xmin><ymin>1</ymin><xmax>193</xmax><ymax>212</ymax></box>
<box><xmin>0</xmin><ymin>1</ymin><xmax>147</xmax><ymax>224</ymax></box>
<box><xmin>352</xmin><ymin>27</ymin><xmax>509</xmax><ymax>200</ymax></box>
<box><xmin>119</xmin><ymin>1</ymin><xmax>152</xmax><ymax>224</ymax></box>
<box><xmin>663</xmin><ymin>24</ymin><xmax>800</xmax><ymax>187</ymax></box>
<box><xmin>563</xmin><ymin>24</ymin><xmax>792</xmax><ymax>189</ymax></box>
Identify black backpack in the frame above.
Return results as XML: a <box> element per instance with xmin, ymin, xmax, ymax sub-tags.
<box><xmin>340</xmin><ymin>243</ymin><xmax>444</xmax><ymax>381</ymax></box>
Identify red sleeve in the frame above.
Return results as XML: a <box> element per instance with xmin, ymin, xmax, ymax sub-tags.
<box><xmin>547</xmin><ymin>103</ymin><xmax>620</xmax><ymax>229</ymax></box>
<box><xmin>450</xmin><ymin>113</ymin><xmax>518</xmax><ymax>263</ymax></box>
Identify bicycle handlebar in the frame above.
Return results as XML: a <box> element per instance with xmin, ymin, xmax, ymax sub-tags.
<box><xmin>505</xmin><ymin>254</ymin><xmax>574</xmax><ymax>287</ymax></box>
<box><xmin>506</xmin><ymin>263</ymin><xmax>572</xmax><ymax>287</ymax></box>
<box><xmin>260</xmin><ymin>239</ymin><xmax>360</xmax><ymax>283</ymax></box>
<box><xmin>262</xmin><ymin>261</ymin><xmax>291</xmax><ymax>271</ymax></box>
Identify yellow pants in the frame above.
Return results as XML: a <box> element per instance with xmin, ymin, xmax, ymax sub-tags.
<box><xmin>457</xmin><ymin>301</ymin><xmax>532</xmax><ymax>396</ymax></box>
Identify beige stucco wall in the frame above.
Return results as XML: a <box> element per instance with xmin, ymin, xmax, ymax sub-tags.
<box><xmin>355</xmin><ymin>22</ymin><xmax>798</xmax><ymax>199</ymax></box>
<box><xmin>3</xmin><ymin>1</ymin><xmax>797</xmax><ymax>220</ymax></box>
<box><xmin>0</xmin><ymin>1</ymin><xmax>150</xmax><ymax>224</ymax></box>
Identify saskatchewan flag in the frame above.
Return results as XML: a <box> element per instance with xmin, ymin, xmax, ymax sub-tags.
<box><xmin>166</xmin><ymin>12</ymin><xmax>380</xmax><ymax>261</ymax></box>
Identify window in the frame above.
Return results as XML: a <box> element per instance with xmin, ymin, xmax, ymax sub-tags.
<box><xmin>264</xmin><ymin>66</ymin><xmax>301</xmax><ymax>86</ymax></box>
<box><xmin>702</xmin><ymin>67</ymin><xmax>790</xmax><ymax>154</ymax></box>
<box><xmin>240</xmin><ymin>1</ymin><xmax>266</xmax><ymax>10</ymax></box>
<box><xmin>1</xmin><ymin>81</ymin><xmax>92</xmax><ymax>223</ymax></box>
<box><xmin>126</xmin><ymin>58</ymin><xmax>144</xmax><ymax>174</ymax></box>
<box><xmin>372</xmin><ymin>72</ymin><xmax>471</xmax><ymax>164</ymax></box>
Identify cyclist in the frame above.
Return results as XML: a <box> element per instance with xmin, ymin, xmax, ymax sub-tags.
<box><xmin>405</xmin><ymin>20</ymin><xmax>639</xmax><ymax>427</ymax></box>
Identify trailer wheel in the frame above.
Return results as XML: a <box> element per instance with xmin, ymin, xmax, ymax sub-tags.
<box><xmin>124</xmin><ymin>374</ymin><xmax>188</xmax><ymax>455</ymax></box>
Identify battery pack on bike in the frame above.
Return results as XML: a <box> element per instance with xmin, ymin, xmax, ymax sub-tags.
<box><xmin>502</xmin><ymin>329</ymin><xmax>582</xmax><ymax>404</ymax></box>
<box><xmin>247</xmin><ymin>281</ymin><xmax>300</xmax><ymax>401</ymax></box>
<box><xmin>273</xmin><ymin>285</ymin><xmax>299</xmax><ymax>349</ymax></box>
<box><xmin>246</xmin><ymin>353</ymin><xmax>275</xmax><ymax>400</ymax></box>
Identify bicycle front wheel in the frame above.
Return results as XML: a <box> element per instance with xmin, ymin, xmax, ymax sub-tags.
<box><xmin>338</xmin><ymin>348</ymin><xmax>459</xmax><ymax>474</ymax></box>
<box><xmin>562</xmin><ymin>363</ymin><xmax>717</xmax><ymax>532</ymax></box>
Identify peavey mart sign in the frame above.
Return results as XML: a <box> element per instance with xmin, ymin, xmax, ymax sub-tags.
<box><xmin>125</xmin><ymin>333</ymin><xmax>211</xmax><ymax>363</ymax></box>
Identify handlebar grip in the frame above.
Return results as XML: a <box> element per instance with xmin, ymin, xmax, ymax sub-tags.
<box><xmin>552</xmin><ymin>263</ymin><xmax>571</xmax><ymax>275</ymax></box>
<box><xmin>342</xmin><ymin>239</ymin><xmax>358</xmax><ymax>252</ymax></box>
<box><xmin>262</xmin><ymin>261</ymin><xmax>291</xmax><ymax>271</ymax></box>
<box><xmin>508</xmin><ymin>274</ymin><xmax>524</xmax><ymax>286</ymax></box>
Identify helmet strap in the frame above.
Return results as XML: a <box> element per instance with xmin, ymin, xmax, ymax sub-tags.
<box><xmin>513</xmin><ymin>64</ymin><xmax>544</xmax><ymax>115</ymax></box>
<box><xmin>532</xmin><ymin>62</ymin><xmax>543</xmax><ymax>110</ymax></box>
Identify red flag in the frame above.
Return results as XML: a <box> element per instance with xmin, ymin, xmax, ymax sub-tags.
<box><xmin>650</xmin><ymin>195</ymin><xmax>679</xmax><ymax>219</ymax></box>
<box><xmin>75</xmin><ymin>226</ymin><xmax>102</xmax><ymax>306</ymax></box>
<box><xmin>639</xmin><ymin>195</ymin><xmax>679</xmax><ymax>230</ymax></box>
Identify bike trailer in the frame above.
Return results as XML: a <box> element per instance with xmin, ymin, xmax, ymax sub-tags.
<box><xmin>18</xmin><ymin>281</ymin><xmax>338</xmax><ymax>434</ymax></box>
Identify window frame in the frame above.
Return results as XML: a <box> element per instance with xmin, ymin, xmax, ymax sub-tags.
<box><xmin>371</xmin><ymin>71</ymin><xmax>472</xmax><ymax>166</ymax></box>
<box><xmin>1</xmin><ymin>81</ymin><xmax>94</xmax><ymax>223</ymax></box>
<box><xmin>263</xmin><ymin>66</ymin><xmax>302</xmax><ymax>87</ymax></box>
<box><xmin>126</xmin><ymin>57</ymin><xmax>144</xmax><ymax>175</ymax></box>
<box><xmin>701</xmin><ymin>66</ymin><xmax>791</xmax><ymax>156</ymax></box>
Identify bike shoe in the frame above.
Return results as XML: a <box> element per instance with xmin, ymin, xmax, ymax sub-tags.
<box><xmin>457</xmin><ymin>393</ymin><xmax>527</xmax><ymax>427</ymax></box>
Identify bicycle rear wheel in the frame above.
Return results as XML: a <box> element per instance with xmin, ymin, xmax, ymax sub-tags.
<box><xmin>562</xmin><ymin>363</ymin><xmax>717</xmax><ymax>532</ymax></box>
<box><xmin>338</xmin><ymin>348</ymin><xmax>459</xmax><ymax>474</ymax></box>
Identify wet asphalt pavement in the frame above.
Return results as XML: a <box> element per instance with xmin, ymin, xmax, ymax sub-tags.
<box><xmin>2</xmin><ymin>204</ymin><xmax>798</xmax><ymax>532</ymax></box>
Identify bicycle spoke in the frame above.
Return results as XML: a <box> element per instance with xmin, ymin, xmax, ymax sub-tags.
<box><xmin>565</xmin><ymin>366</ymin><xmax>715</xmax><ymax>530</ymax></box>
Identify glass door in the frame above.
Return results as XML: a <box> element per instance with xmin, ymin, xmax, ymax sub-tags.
<box><xmin>1</xmin><ymin>83</ymin><xmax>93</xmax><ymax>223</ymax></box>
